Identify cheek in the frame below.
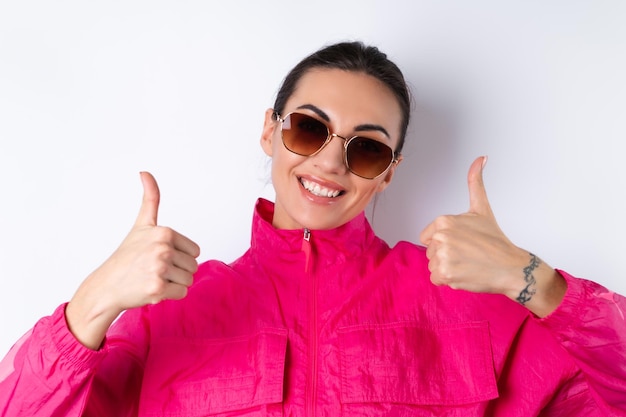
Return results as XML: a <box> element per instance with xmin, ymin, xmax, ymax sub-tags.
<box><xmin>270</xmin><ymin>145</ymin><xmax>303</xmax><ymax>183</ymax></box>
<box><xmin>270</xmin><ymin>139</ymin><xmax>288</xmax><ymax>173</ymax></box>
<box><xmin>353</xmin><ymin>179</ymin><xmax>385</xmax><ymax>206</ymax></box>
<box><xmin>366</xmin><ymin>175</ymin><xmax>388</xmax><ymax>193</ymax></box>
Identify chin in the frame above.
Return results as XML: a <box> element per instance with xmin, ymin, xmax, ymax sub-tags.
<box><xmin>302</xmin><ymin>215</ymin><xmax>352</xmax><ymax>231</ymax></box>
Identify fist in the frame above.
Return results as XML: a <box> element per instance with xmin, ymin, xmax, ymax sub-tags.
<box><xmin>98</xmin><ymin>172</ymin><xmax>201</xmax><ymax>310</ymax></box>
<box><xmin>419</xmin><ymin>157</ymin><xmax>528</xmax><ymax>296</ymax></box>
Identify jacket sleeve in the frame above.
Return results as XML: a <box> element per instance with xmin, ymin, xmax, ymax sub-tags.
<box><xmin>539</xmin><ymin>271</ymin><xmax>626</xmax><ymax>415</ymax></box>
<box><xmin>0</xmin><ymin>303</ymin><xmax>149</xmax><ymax>417</ymax></box>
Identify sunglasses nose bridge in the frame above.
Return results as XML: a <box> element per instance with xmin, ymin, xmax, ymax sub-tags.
<box><xmin>328</xmin><ymin>132</ymin><xmax>349</xmax><ymax>144</ymax></box>
<box><xmin>307</xmin><ymin>132</ymin><xmax>349</xmax><ymax>173</ymax></box>
<box><xmin>313</xmin><ymin>132</ymin><xmax>348</xmax><ymax>154</ymax></box>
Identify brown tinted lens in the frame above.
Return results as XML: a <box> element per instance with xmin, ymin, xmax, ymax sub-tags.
<box><xmin>281</xmin><ymin>113</ymin><xmax>329</xmax><ymax>156</ymax></box>
<box><xmin>346</xmin><ymin>137</ymin><xmax>394</xmax><ymax>179</ymax></box>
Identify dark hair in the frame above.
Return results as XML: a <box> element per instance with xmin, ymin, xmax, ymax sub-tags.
<box><xmin>273</xmin><ymin>41</ymin><xmax>412</xmax><ymax>154</ymax></box>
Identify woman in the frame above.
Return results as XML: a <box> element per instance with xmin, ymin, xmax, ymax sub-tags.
<box><xmin>1</xmin><ymin>42</ymin><xmax>625</xmax><ymax>416</ymax></box>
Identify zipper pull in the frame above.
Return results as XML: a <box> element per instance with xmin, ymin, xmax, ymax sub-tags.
<box><xmin>302</xmin><ymin>228</ymin><xmax>311</xmax><ymax>273</ymax></box>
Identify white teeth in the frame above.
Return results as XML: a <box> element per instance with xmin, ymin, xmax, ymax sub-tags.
<box><xmin>301</xmin><ymin>178</ymin><xmax>342</xmax><ymax>198</ymax></box>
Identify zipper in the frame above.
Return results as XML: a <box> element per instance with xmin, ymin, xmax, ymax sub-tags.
<box><xmin>301</xmin><ymin>228</ymin><xmax>311</xmax><ymax>273</ymax></box>
<box><xmin>303</xmin><ymin>228</ymin><xmax>317</xmax><ymax>416</ymax></box>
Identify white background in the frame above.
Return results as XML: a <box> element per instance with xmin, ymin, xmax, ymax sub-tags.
<box><xmin>1</xmin><ymin>1</ymin><xmax>625</xmax><ymax>357</ymax></box>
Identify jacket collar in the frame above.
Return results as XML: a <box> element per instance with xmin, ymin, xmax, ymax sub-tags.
<box><xmin>250</xmin><ymin>198</ymin><xmax>379</xmax><ymax>260</ymax></box>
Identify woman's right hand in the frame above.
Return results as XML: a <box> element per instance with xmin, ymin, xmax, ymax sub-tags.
<box><xmin>65</xmin><ymin>172</ymin><xmax>201</xmax><ymax>349</ymax></box>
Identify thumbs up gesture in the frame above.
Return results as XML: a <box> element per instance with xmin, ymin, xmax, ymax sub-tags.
<box><xmin>113</xmin><ymin>172</ymin><xmax>201</xmax><ymax>307</ymax></box>
<box><xmin>66</xmin><ymin>172</ymin><xmax>201</xmax><ymax>349</ymax></box>
<box><xmin>419</xmin><ymin>157</ymin><xmax>566</xmax><ymax>315</ymax></box>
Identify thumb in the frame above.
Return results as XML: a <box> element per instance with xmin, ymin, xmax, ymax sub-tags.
<box><xmin>467</xmin><ymin>156</ymin><xmax>493</xmax><ymax>216</ymax></box>
<box><xmin>135</xmin><ymin>171</ymin><xmax>160</xmax><ymax>227</ymax></box>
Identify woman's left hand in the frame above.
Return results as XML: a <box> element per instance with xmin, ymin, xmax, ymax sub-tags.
<box><xmin>419</xmin><ymin>156</ymin><xmax>567</xmax><ymax>317</ymax></box>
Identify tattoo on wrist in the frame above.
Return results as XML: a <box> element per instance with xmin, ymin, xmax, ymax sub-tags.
<box><xmin>516</xmin><ymin>252</ymin><xmax>541</xmax><ymax>305</ymax></box>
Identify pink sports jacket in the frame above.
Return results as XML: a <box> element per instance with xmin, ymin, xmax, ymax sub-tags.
<box><xmin>1</xmin><ymin>198</ymin><xmax>626</xmax><ymax>416</ymax></box>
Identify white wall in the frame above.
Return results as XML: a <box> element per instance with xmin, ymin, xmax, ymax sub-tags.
<box><xmin>1</xmin><ymin>0</ymin><xmax>625</xmax><ymax>356</ymax></box>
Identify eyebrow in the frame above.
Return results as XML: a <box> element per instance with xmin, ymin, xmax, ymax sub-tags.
<box><xmin>295</xmin><ymin>104</ymin><xmax>391</xmax><ymax>140</ymax></box>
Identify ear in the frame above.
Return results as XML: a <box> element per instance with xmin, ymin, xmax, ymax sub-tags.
<box><xmin>376</xmin><ymin>155</ymin><xmax>403</xmax><ymax>193</ymax></box>
<box><xmin>260</xmin><ymin>108</ymin><xmax>278</xmax><ymax>157</ymax></box>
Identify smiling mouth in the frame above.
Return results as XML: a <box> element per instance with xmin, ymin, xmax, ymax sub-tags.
<box><xmin>299</xmin><ymin>178</ymin><xmax>345</xmax><ymax>198</ymax></box>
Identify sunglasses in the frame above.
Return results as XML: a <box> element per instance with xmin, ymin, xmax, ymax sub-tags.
<box><xmin>273</xmin><ymin>111</ymin><xmax>398</xmax><ymax>179</ymax></box>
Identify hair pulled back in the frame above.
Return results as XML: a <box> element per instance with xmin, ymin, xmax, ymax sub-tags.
<box><xmin>273</xmin><ymin>41</ymin><xmax>411</xmax><ymax>154</ymax></box>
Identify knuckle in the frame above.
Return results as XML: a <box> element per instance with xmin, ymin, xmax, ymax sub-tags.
<box><xmin>430</xmin><ymin>274</ymin><xmax>445</xmax><ymax>286</ymax></box>
<box><xmin>150</xmin><ymin>297</ymin><xmax>163</xmax><ymax>305</ymax></box>
<box><xmin>431</xmin><ymin>230</ymin><xmax>450</xmax><ymax>247</ymax></box>
<box><xmin>447</xmin><ymin>281</ymin><xmax>460</xmax><ymax>290</ymax></box>
<box><xmin>438</xmin><ymin>246</ymin><xmax>452</xmax><ymax>262</ymax></box>
<box><xmin>152</xmin><ymin>261</ymin><xmax>170</xmax><ymax>278</ymax></box>
<box><xmin>439</xmin><ymin>274</ymin><xmax>452</xmax><ymax>286</ymax></box>
<box><xmin>150</xmin><ymin>296</ymin><xmax>164</xmax><ymax>305</ymax></box>
<box><xmin>145</xmin><ymin>278</ymin><xmax>166</xmax><ymax>298</ymax></box>
<box><xmin>434</xmin><ymin>215</ymin><xmax>454</xmax><ymax>229</ymax></box>
<box><xmin>159</xmin><ymin>247</ymin><xmax>175</xmax><ymax>263</ymax></box>
<box><xmin>155</xmin><ymin>226</ymin><xmax>175</xmax><ymax>241</ymax></box>
<box><xmin>150</xmin><ymin>241</ymin><xmax>174</xmax><ymax>262</ymax></box>
<box><xmin>436</xmin><ymin>266</ymin><xmax>454</xmax><ymax>285</ymax></box>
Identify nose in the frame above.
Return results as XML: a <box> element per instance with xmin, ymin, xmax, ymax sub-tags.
<box><xmin>310</xmin><ymin>133</ymin><xmax>348</xmax><ymax>175</ymax></box>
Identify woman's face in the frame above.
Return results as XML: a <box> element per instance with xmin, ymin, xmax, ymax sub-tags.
<box><xmin>260</xmin><ymin>68</ymin><xmax>403</xmax><ymax>230</ymax></box>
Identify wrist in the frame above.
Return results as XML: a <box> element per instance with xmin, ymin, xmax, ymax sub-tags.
<box><xmin>65</xmin><ymin>276</ymin><xmax>122</xmax><ymax>350</ymax></box>
<box><xmin>505</xmin><ymin>252</ymin><xmax>567</xmax><ymax>317</ymax></box>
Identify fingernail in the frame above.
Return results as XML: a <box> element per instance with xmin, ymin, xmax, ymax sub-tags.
<box><xmin>482</xmin><ymin>155</ymin><xmax>488</xmax><ymax>169</ymax></box>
